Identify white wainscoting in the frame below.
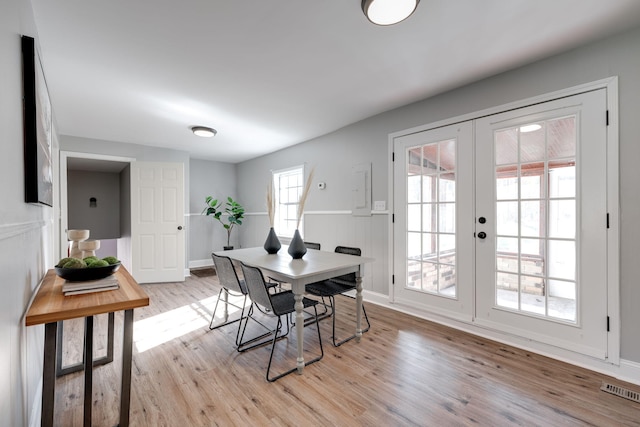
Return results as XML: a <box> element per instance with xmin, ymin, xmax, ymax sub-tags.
<box><xmin>238</xmin><ymin>211</ymin><xmax>390</xmax><ymax>296</ymax></box>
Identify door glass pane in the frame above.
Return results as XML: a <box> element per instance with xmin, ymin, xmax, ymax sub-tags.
<box><xmin>549</xmin><ymin>161</ymin><xmax>575</xmax><ymax>198</ymax></box>
<box><xmin>549</xmin><ymin>200</ymin><xmax>575</xmax><ymax>238</ymax></box>
<box><xmin>496</xmin><ymin>272</ymin><xmax>519</xmax><ymax>309</ymax></box>
<box><xmin>521</xmin><ymin>238</ymin><xmax>545</xmax><ymax>276</ymax></box>
<box><xmin>495</xmin><ymin>129</ymin><xmax>518</xmax><ymax>165</ymax></box>
<box><xmin>521</xmin><ymin>201</ymin><xmax>545</xmax><ymax>238</ymax></box>
<box><xmin>496</xmin><ymin>201</ymin><xmax>518</xmax><ymax>236</ymax></box>
<box><xmin>439</xmin><ymin>203</ymin><xmax>455</xmax><ymax>233</ymax></box>
<box><xmin>521</xmin><ymin>162</ymin><xmax>544</xmax><ymax>199</ymax></box>
<box><xmin>548</xmin><ymin>279</ymin><xmax>576</xmax><ymax>321</ymax></box>
<box><xmin>422</xmin><ymin>204</ymin><xmax>436</xmax><ymax>232</ymax></box>
<box><xmin>407</xmin><ymin>204</ymin><xmax>421</xmax><ymax>231</ymax></box>
<box><xmin>548</xmin><ymin>240</ymin><xmax>575</xmax><ymax>281</ymax></box>
<box><xmin>520</xmin><ymin>123</ymin><xmax>545</xmax><ymax>162</ymax></box>
<box><xmin>548</xmin><ymin>116</ymin><xmax>576</xmax><ymax>159</ymax></box>
<box><xmin>496</xmin><ymin>166</ymin><xmax>518</xmax><ymax>200</ymax></box>
<box><xmin>520</xmin><ymin>275</ymin><xmax>545</xmax><ymax>315</ymax></box>
<box><xmin>408</xmin><ymin>175</ymin><xmax>421</xmax><ymax>203</ymax></box>
<box><xmin>405</xmin><ymin>139</ymin><xmax>457</xmax><ymax>298</ymax></box>
<box><xmin>493</xmin><ymin>115</ymin><xmax>577</xmax><ymax>322</ymax></box>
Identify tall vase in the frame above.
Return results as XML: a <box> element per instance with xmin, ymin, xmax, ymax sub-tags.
<box><xmin>263</xmin><ymin>227</ymin><xmax>281</xmax><ymax>254</ymax></box>
<box><xmin>287</xmin><ymin>229</ymin><xmax>307</xmax><ymax>259</ymax></box>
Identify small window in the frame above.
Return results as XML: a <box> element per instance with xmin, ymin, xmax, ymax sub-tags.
<box><xmin>273</xmin><ymin>165</ymin><xmax>305</xmax><ymax>238</ymax></box>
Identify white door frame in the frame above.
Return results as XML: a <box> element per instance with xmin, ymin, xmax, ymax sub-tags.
<box><xmin>388</xmin><ymin>77</ymin><xmax>620</xmax><ymax>364</ymax></box>
<box><xmin>58</xmin><ymin>151</ymin><xmax>135</xmax><ymax>260</ymax></box>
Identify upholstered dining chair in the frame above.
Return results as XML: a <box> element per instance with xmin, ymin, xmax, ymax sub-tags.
<box><xmin>304</xmin><ymin>245</ymin><xmax>371</xmax><ymax>347</ymax></box>
<box><xmin>238</xmin><ymin>262</ymin><xmax>324</xmax><ymax>382</ymax></box>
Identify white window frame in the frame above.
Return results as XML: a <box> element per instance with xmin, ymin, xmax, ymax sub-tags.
<box><xmin>272</xmin><ymin>165</ymin><xmax>305</xmax><ymax>239</ymax></box>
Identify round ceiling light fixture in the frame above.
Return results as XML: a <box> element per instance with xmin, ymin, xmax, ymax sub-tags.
<box><xmin>191</xmin><ymin>126</ymin><xmax>217</xmax><ymax>137</ymax></box>
<box><xmin>520</xmin><ymin>124</ymin><xmax>542</xmax><ymax>133</ymax></box>
<box><xmin>362</xmin><ymin>0</ymin><xmax>420</xmax><ymax>26</ymax></box>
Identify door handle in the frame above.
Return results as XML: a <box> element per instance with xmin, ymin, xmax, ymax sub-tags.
<box><xmin>177</xmin><ymin>226</ymin><xmax>183</xmax><ymax>230</ymax></box>
<box><xmin>477</xmin><ymin>231</ymin><xmax>486</xmax><ymax>239</ymax></box>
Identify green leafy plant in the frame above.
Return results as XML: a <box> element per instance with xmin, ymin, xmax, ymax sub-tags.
<box><xmin>203</xmin><ymin>196</ymin><xmax>245</xmax><ymax>248</ymax></box>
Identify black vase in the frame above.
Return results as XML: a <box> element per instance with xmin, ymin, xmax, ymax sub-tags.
<box><xmin>263</xmin><ymin>227</ymin><xmax>281</xmax><ymax>254</ymax></box>
<box><xmin>287</xmin><ymin>229</ymin><xmax>307</xmax><ymax>259</ymax></box>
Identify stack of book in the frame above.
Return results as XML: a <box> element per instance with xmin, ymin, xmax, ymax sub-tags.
<box><xmin>63</xmin><ymin>276</ymin><xmax>120</xmax><ymax>296</ymax></box>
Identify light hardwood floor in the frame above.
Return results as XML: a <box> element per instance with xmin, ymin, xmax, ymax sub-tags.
<box><xmin>53</xmin><ymin>273</ymin><xmax>640</xmax><ymax>426</ymax></box>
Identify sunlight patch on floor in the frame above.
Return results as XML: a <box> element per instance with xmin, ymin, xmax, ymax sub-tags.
<box><xmin>133</xmin><ymin>295</ymin><xmax>244</xmax><ymax>353</ymax></box>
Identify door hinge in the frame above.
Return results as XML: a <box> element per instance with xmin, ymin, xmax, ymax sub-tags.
<box><xmin>392</xmin><ymin>152</ymin><xmax>395</xmax><ymax>162</ymax></box>
<box><xmin>392</xmin><ymin>213</ymin><xmax>395</xmax><ymax>223</ymax></box>
<box><xmin>607</xmin><ymin>213</ymin><xmax>610</xmax><ymax>229</ymax></box>
<box><xmin>607</xmin><ymin>316</ymin><xmax>610</xmax><ymax>332</ymax></box>
<box><xmin>392</xmin><ymin>274</ymin><xmax>395</xmax><ymax>284</ymax></box>
<box><xmin>606</xmin><ymin>110</ymin><xmax>609</xmax><ymax>126</ymax></box>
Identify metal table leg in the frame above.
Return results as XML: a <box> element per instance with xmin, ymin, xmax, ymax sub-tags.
<box><xmin>83</xmin><ymin>315</ymin><xmax>94</xmax><ymax>427</ymax></box>
<box><xmin>119</xmin><ymin>309</ymin><xmax>134</xmax><ymax>427</ymax></box>
<box><xmin>42</xmin><ymin>322</ymin><xmax>57</xmax><ymax>427</ymax></box>
<box><xmin>56</xmin><ymin>312</ymin><xmax>115</xmax><ymax>377</ymax></box>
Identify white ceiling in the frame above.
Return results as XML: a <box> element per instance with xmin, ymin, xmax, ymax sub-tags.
<box><xmin>31</xmin><ymin>0</ymin><xmax>640</xmax><ymax>164</ymax></box>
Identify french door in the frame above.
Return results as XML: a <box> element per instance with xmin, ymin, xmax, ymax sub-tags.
<box><xmin>393</xmin><ymin>89</ymin><xmax>610</xmax><ymax>359</ymax></box>
<box><xmin>392</xmin><ymin>122</ymin><xmax>474</xmax><ymax>321</ymax></box>
<box><xmin>475</xmin><ymin>90</ymin><xmax>608</xmax><ymax>359</ymax></box>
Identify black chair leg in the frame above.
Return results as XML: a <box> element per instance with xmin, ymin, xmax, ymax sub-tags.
<box><xmin>332</xmin><ymin>297</ymin><xmax>371</xmax><ymax>347</ymax></box>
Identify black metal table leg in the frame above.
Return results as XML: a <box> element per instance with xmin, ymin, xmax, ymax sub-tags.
<box><xmin>119</xmin><ymin>309</ymin><xmax>134</xmax><ymax>427</ymax></box>
<box><xmin>56</xmin><ymin>313</ymin><xmax>115</xmax><ymax>377</ymax></box>
<box><xmin>83</xmin><ymin>315</ymin><xmax>94</xmax><ymax>427</ymax></box>
<box><xmin>42</xmin><ymin>322</ymin><xmax>57</xmax><ymax>427</ymax></box>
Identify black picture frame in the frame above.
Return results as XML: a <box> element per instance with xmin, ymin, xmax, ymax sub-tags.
<box><xmin>22</xmin><ymin>35</ymin><xmax>53</xmax><ymax>207</ymax></box>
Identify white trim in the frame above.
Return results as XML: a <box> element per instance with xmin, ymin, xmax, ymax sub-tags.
<box><xmin>0</xmin><ymin>220</ymin><xmax>48</xmax><ymax>241</ymax></box>
<box><xmin>605</xmin><ymin>78</ymin><xmax>620</xmax><ymax>364</ymax></box>
<box><xmin>242</xmin><ymin>210</ymin><xmax>385</xmax><ymax>216</ymax></box>
<box><xmin>189</xmin><ymin>259</ymin><xmax>213</xmax><ymax>269</ymax></box>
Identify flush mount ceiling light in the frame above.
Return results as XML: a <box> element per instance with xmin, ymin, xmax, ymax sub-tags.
<box><xmin>520</xmin><ymin>124</ymin><xmax>542</xmax><ymax>133</ymax></box>
<box><xmin>191</xmin><ymin>126</ymin><xmax>217</xmax><ymax>137</ymax></box>
<box><xmin>362</xmin><ymin>0</ymin><xmax>420</xmax><ymax>26</ymax></box>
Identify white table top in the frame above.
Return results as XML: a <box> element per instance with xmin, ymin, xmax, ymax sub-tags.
<box><xmin>215</xmin><ymin>246</ymin><xmax>374</xmax><ymax>284</ymax></box>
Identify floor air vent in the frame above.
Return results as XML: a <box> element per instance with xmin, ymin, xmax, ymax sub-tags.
<box><xmin>600</xmin><ymin>382</ymin><xmax>640</xmax><ymax>403</ymax></box>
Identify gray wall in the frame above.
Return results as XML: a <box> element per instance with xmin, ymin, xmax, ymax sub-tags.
<box><xmin>1</xmin><ymin>0</ymin><xmax>54</xmax><ymax>425</ymax></box>
<box><xmin>237</xmin><ymin>26</ymin><xmax>640</xmax><ymax>364</ymax></box>
<box><xmin>189</xmin><ymin>158</ymin><xmax>238</xmax><ymax>264</ymax></box>
<box><xmin>67</xmin><ymin>170</ymin><xmax>120</xmax><ymax>239</ymax></box>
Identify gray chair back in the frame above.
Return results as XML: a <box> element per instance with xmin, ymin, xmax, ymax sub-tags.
<box><xmin>240</xmin><ymin>263</ymin><xmax>274</xmax><ymax>311</ymax></box>
<box><xmin>211</xmin><ymin>253</ymin><xmax>246</xmax><ymax>295</ymax></box>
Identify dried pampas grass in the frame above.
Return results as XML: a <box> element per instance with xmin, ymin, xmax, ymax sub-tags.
<box><xmin>266</xmin><ymin>180</ymin><xmax>275</xmax><ymax>227</ymax></box>
<box><xmin>296</xmin><ymin>167</ymin><xmax>315</xmax><ymax>229</ymax></box>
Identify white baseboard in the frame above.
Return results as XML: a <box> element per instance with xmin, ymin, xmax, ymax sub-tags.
<box><xmin>189</xmin><ymin>259</ymin><xmax>213</xmax><ymax>269</ymax></box>
<box><xmin>29</xmin><ymin>380</ymin><xmax>41</xmax><ymax>427</ymax></box>
<box><xmin>361</xmin><ymin>290</ymin><xmax>640</xmax><ymax>386</ymax></box>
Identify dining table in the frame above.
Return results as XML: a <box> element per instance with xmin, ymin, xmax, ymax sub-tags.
<box><xmin>215</xmin><ymin>245</ymin><xmax>374</xmax><ymax>373</ymax></box>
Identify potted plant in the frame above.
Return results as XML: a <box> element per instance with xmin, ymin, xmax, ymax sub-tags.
<box><xmin>203</xmin><ymin>196</ymin><xmax>245</xmax><ymax>250</ymax></box>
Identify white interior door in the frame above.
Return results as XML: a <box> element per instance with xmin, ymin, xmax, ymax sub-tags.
<box><xmin>131</xmin><ymin>162</ymin><xmax>185</xmax><ymax>283</ymax></box>
<box><xmin>392</xmin><ymin>122</ymin><xmax>474</xmax><ymax>321</ymax></box>
<box><xmin>474</xmin><ymin>90</ymin><xmax>608</xmax><ymax>359</ymax></box>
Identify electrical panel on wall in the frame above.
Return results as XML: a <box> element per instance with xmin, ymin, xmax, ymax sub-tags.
<box><xmin>351</xmin><ymin>162</ymin><xmax>371</xmax><ymax>216</ymax></box>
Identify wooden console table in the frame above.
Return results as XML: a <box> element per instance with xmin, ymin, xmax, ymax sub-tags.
<box><xmin>26</xmin><ymin>266</ymin><xmax>149</xmax><ymax>427</ymax></box>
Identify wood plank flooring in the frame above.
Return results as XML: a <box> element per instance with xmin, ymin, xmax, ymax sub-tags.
<box><xmin>53</xmin><ymin>274</ymin><xmax>640</xmax><ymax>426</ymax></box>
